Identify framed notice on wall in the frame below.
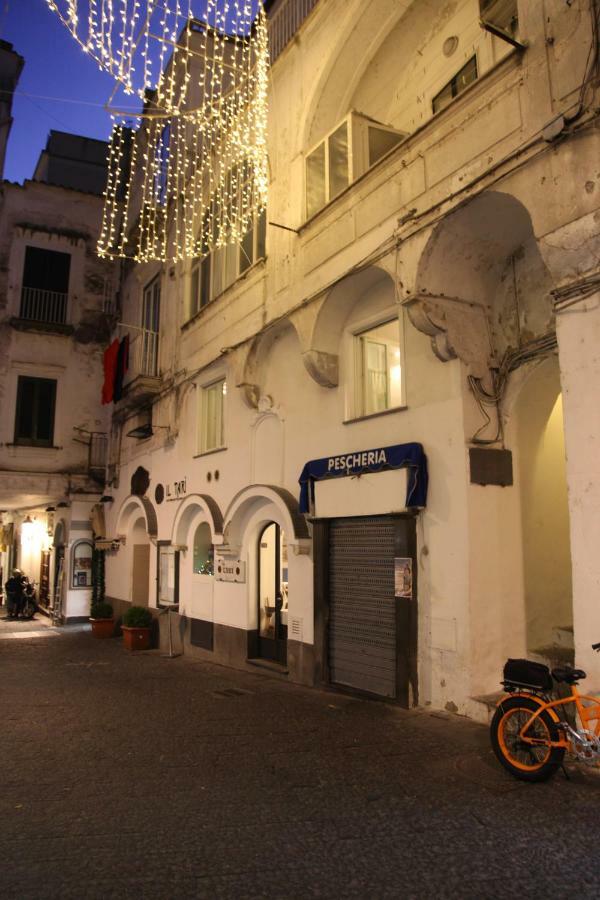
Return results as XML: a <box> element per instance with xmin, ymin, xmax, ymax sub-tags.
<box><xmin>394</xmin><ymin>557</ymin><xmax>413</xmax><ymax>599</ymax></box>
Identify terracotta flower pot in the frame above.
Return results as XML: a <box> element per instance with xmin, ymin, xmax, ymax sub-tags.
<box><xmin>90</xmin><ymin>617</ymin><xmax>115</xmax><ymax>639</ymax></box>
<box><xmin>122</xmin><ymin>625</ymin><xmax>151</xmax><ymax>651</ymax></box>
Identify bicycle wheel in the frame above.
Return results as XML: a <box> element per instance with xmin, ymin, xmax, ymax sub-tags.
<box><xmin>490</xmin><ymin>695</ymin><xmax>565</xmax><ymax>782</ymax></box>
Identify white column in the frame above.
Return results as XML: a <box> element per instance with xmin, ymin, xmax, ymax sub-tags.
<box><xmin>556</xmin><ymin>288</ymin><xmax>600</xmax><ymax>684</ymax></box>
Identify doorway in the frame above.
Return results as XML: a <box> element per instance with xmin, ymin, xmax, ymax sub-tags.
<box><xmin>257</xmin><ymin>522</ymin><xmax>288</xmax><ymax>664</ymax></box>
<box><xmin>325</xmin><ymin>515</ymin><xmax>417</xmax><ymax>706</ymax></box>
<box><xmin>515</xmin><ymin>357</ymin><xmax>573</xmax><ymax>656</ymax></box>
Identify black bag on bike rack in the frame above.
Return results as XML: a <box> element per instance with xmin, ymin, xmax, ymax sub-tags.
<box><xmin>503</xmin><ymin>658</ymin><xmax>553</xmax><ymax>691</ymax></box>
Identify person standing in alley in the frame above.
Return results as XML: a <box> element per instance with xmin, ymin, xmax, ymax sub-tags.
<box><xmin>5</xmin><ymin>569</ymin><xmax>25</xmax><ymax>618</ymax></box>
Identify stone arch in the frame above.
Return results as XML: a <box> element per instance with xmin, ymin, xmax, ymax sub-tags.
<box><xmin>299</xmin><ymin>264</ymin><xmax>398</xmax><ymax>388</ymax></box>
<box><xmin>171</xmin><ymin>494</ymin><xmax>224</xmax><ymax>548</ymax></box>
<box><xmin>300</xmin><ymin>0</ymin><xmax>415</xmax><ymax>150</ymax></box>
<box><xmin>222</xmin><ymin>485</ymin><xmax>310</xmax><ymax>558</ymax></box>
<box><xmin>408</xmin><ymin>190</ymin><xmax>556</xmax><ymax>378</ymax></box>
<box><xmin>116</xmin><ymin>494</ymin><xmax>158</xmax><ymax>539</ymax></box>
<box><xmin>311</xmin><ymin>264</ymin><xmax>395</xmax><ymax>356</ymax></box>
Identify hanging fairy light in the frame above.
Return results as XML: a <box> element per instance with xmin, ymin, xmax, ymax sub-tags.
<box><xmin>46</xmin><ymin>1</ymin><xmax>269</xmax><ymax>263</ymax></box>
<box><xmin>96</xmin><ymin>3</ymin><xmax>268</xmax><ymax>262</ymax></box>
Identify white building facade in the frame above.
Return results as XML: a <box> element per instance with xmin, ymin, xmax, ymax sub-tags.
<box><xmin>0</xmin><ymin>63</ymin><xmax>116</xmax><ymax>621</ymax></box>
<box><xmin>102</xmin><ymin>0</ymin><xmax>600</xmax><ymax>718</ymax></box>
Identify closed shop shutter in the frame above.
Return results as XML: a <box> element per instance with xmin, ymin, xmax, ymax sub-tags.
<box><xmin>329</xmin><ymin>517</ymin><xmax>396</xmax><ymax>698</ymax></box>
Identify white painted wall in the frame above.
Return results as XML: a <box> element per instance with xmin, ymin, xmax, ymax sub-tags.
<box><xmin>102</xmin><ymin>0</ymin><xmax>600</xmax><ymax>716</ymax></box>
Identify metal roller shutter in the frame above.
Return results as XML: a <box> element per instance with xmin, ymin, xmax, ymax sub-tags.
<box><xmin>329</xmin><ymin>517</ymin><xmax>396</xmax><ymax>698</ymax></box>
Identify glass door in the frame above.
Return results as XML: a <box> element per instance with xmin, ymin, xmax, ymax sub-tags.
<box><xmin>257</xmin><ymin>523</ymin><xmax>288</xmax><ymax>664</ymax></box>
<box><xmin>141</xmin><ymin>277</ymin><xmax>160</xmax><ymax>376</ymax></box>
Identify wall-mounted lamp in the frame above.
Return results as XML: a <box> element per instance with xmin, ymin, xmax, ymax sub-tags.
<box><xmin>126</xmin><ymin>424</ymin><xmax>169</xmax><ymax>440</ymax></box>
<box><xmin>126</xmin><ymin>423</ymin><xmax>154</xmax><ymax>439</ymax></box>
<box><xmin>100</xmin><ymin>495</ymin><xmax>114</xmax><ymax>504</ymax></box>
<box><xmin>45</xmin><ymin>506</ymin><xmax>56</xmax><ymax>513</ymax></box>
<box><xmin>23</xmin><ymin>515</ymin><xmax>33</xmax><ymax>525</ymax></box>
<box><xmin>56</xmin><ymin>501</ymin><xmax>69</xmax><ymax>509</ymax></box>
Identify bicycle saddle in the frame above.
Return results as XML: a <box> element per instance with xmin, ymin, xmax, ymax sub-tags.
<box><xmin>551</xmin><ymin>666</ymin><xmax>586</xmax><ymax>684</ymax></box>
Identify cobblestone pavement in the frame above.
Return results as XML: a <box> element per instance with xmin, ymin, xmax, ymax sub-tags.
<box><xmin>1</xmin><ymin>614</ymin><xmax>599</xmax><ymax>899</ymax></box>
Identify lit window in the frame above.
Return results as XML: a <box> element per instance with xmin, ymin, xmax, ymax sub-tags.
<box><xmin>72</xmin><ymin>540</ymin><xmax>93</xmax><ymax>588</ymax></box>
<box><xmin>306</xmin><ymin>114</ymin><xmax>405</xmax><ymax>219</ymax></box>
<box><xmin>432</xmin><ymin>56</ymin><xmax>478</xmax><ymax>114</ymax></box>
<box><xmin>193</xmin><ymin>523</ymin><xmax>214</xmax><ymax>575</ymax></box>
<box><xmin>199</xmin><ymin>378</ymin><xmax>226</xmax><ymax>453</ymax></box>
<box><xmin>188</xmin><ymin>165</ymin><xmax>267</xmax><ymax>320</ymax></box>
<box><xmin>355</xmin><ymin>320</ymin><xmax>403</xmax><ymax>417</ymax></box>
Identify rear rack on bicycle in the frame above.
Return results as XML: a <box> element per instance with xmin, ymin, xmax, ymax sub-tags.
<box><xmin>502</xmin><ymin>658</ymin><xmax>553</xmax><ymax>692</ymax></box>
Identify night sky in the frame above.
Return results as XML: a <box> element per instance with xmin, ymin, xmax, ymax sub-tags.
<box><xmin>1</xmin><ymin>0</ymin><xmax>119</xmax><ymax>183</ymax></box>
<box><xmin>0</xmin><ymin>0</ymin><xmax>261</xmax><ymax>184</ymax></box>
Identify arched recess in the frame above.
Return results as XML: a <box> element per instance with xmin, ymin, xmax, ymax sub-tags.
<box><xmin>408</xmin><ymin>190</ymin><xmax>556</xmax><ymax>379</ymax></box>
<box><xmin>238</xmin><ymin>318</ymin><xmax>303</xmax><ymax>408</ymax></box>
<box><xmin>298</xmin><ymin>264</ymin><xmax>397</xmax><ymax>388</ymax></box>
<box><xmin>116</xmin><ymin>495</ymin><xmax>158</xmax><ymax>539</ymax></box>
<box><xmin>300</xmin><ymin>0</ymin><xmax>415</xmax><ymax>149</ymax></box>
<box><xmin>510</xmin><ymin>355</ymin><xmax>573</xmax><ymax>654</ymax></box>
<box><xmin>115</xmin><ymin>495</ymin><xmax>156</xmax><ymax>607</ymax></box>
<box><xmin>223</xmin><ymin>485</ymin><xmax>310</xmax><ymax>558</ymax></box>
<box><xmin>171</xmin><ymin>494</ymin><xmax>224</xmax><ymax>548</ymax></box>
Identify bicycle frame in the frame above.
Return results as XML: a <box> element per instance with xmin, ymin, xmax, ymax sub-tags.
<box><xmin>510</xmin><ymin>687</ymin><xmax>600</xmax><ymax>750</ymax></box>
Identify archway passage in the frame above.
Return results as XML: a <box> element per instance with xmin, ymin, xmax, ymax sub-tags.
<box><xmin>257</xmin><ymin>522</ymin><xmax>288</xmax><ymax>665</ymax></box>
<box><xmin>515</xmin><ymin>357</ymin><xmax>573</xmax><ymax>661</ymax></box>
<box><xmin>130</xmin><ymin>515</ymin><xmax>150</xmax><ymax>607</ymax></box>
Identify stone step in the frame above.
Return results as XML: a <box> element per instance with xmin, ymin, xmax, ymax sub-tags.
<box><xmin>470</xmin><ymin>690</ymin><xmax>505</xmax><ymax>724</ymax></box>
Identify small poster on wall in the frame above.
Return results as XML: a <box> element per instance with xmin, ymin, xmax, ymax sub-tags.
<box><xmin>394</xmin><ymin>558</ymin><xmax>413</xmax><ymax>599</ymax></box>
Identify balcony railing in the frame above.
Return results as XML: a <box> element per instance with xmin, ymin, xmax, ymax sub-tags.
<box><xmin>20</xmin><ymin>286</ymin><xmax>68</xmax><ymax>325</ymax></box>
<box><xmin>118</xmin><ymin>323</ymin><xmax>160</xmax><ymax>381</ymax></box>
<box><xmin>89</xmin><ymin>432</ymin><xmax>108</xmax><ymax>471</ymax></box>
<box><xmin>268</xmin><ymin>0</ymin><xmax>319</xmax><ymax>63</ymax></box>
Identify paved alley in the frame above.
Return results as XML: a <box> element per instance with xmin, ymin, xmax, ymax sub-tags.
<box><xmin>1</xmin><ymin>616</ymin><xmax>599</xmax><ymax>899</ymax></box>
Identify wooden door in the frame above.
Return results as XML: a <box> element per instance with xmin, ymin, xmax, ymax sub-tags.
<box><xmin>132</xmin><ymin>544</ymin><xmax>150</xmax><ymax>606</ymax></box>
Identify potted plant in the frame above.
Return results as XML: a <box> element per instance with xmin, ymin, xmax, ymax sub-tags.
<box><xmin>90</xmin><ymin>601</ymin><xmax>115</xmax><ymax>638</ymax></box>
<box><xmin>121</xmin><ymin>605</ymin><xmax>153</xmax><ymax>651</ymax></box>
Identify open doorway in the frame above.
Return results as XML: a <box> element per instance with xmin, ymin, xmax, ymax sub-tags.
<box><xmin>515</xmin><ymin>356</ymin><xmax>573</xmax><ymax>661</ymax></box>
<box><xmin>257</xmin><ymin>522</ymin><xmax>288</xmax><ymax>664</ymax></box>
<box><xmin>130</xmin><ymin>515</ymin><xmax>150</xmax><ymax>606</ymax></box>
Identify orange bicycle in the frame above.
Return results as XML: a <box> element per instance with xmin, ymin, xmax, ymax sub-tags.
<box><xmin>490</xmin><ymin>643</ymin><xmax>600</xmax><ymax>782</ymax></box>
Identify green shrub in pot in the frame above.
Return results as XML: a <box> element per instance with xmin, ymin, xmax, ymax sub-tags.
<box><xmin>122</xmin><ymin>605</ymin><xmax>153</xmax><ymax>629</ymax></box>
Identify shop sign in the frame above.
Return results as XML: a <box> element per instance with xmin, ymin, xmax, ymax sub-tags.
<box><xmin>164</xmin><ymin>478</ymin><xmax>187</xmax><ymax>502</ymax></box>
<box><xmin>215</xmin><ymin>556</ymin><xmax>246</xmax><ymax>583</ymax></box>
<box><xmin>327</xmin><ymin>449</ymin><xmax>387</xmax><ymax>472</ymax></box>
<box><xmin>298</xmin><ymin>442</ymin><xmax>428</xmax><ymax>513</ymax></box>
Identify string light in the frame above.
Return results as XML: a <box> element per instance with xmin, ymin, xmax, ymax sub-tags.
<box><xmin>46</xmin><ymin>1</ymin><xmax>269</xmax><ymax>263</ymax></box>
<box><xmin>95</xmin><ymin>3</ymin><xmax>269</xmax><ymax>262</ymax></box>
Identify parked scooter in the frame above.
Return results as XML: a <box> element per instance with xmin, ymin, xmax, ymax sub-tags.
<box><xmin>20</xmin><ymin>580</ymin><xmax>38</xmax><ymax>620</ymax></box>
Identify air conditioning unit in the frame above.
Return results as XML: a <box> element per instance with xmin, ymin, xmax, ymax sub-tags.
<box><xmin>480</xmin><ymin>0</ymin><xmax>523</xmax><ymax>48</ymax></box>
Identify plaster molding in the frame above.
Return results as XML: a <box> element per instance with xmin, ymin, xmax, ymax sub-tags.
<box><xmin>403</xmin><ymin>292</ymin><xmax>494</xmax><ymax>379</ymax></box>
<box><xmin>301</xmin><ymin>349</ymin><xmax>339</xmax><ymax>387</ymax></box>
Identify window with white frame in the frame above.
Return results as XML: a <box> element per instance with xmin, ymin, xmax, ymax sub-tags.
<box><xmin>354</xmin><ymin>319</ymin><xmax>404</xmax><ymax>417</ymax></box>
<box><xmin>199</xmin><ymin>378</ymin><xmax>226</xmax><ymax>453</ymax></box>
<box><xmin>306</xmin><ymin>113</ymin><xmax>406</xmax><ymax>219</ymax></box>
<box><xmin>188</xmin><ymin>169</ymin><xmax>266</xmax><ymax>320</ymax></box>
